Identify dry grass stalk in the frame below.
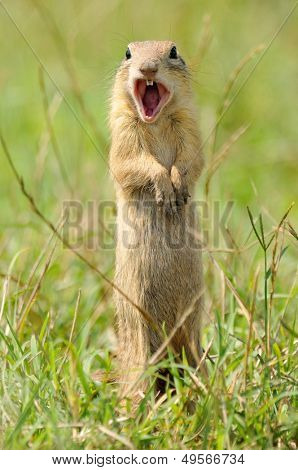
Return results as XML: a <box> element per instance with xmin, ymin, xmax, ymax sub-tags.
<box><xmin>17</xmin><ymin>228</ymin><xmax>61</xmax><ymax>333</ymax></box>
<box><xmin>191</xmin><ymin>14</ymin><xmax>213</xmax><ymax>67</ymax></box>
<box><xmin>268</xmin><ymin>203</ymin><xmax>295</xmax><ymax>337</ymax></box>
<box><xmin>17</xmin><ymin>222</ymin><xmax>61</xmax><ymax>320</ymax></box>
<box><xmin>205</xmin><ymin>124</ymin><xmax>250</xmax><ymax>197</ymax></box>
<box><xmin>243</xmin><ymin>266</ymin><xmax>260</xmax><ymax>390</ymax></box>
<box><xmin>211</xmin><ymin>44</ymin><xmax>265</xmax><ymax>153</ymax></box>
<box><xmin>39</xmin><ymin>67</ymin><xmax>74</xmax><ymax>195</ymax></box>
<box><xmin>58</xmin><ymin>289</ymin><xmax>81</xmax><ymax>375</ymax></box>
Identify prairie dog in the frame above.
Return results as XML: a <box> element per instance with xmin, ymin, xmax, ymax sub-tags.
<box><xmin>109</xmin><ymin>41</ymin><xmax>204</xmax><ymax>400</ymax></box>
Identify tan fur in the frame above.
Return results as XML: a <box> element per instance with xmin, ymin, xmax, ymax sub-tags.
<box><xmin>109</xmin><ymin>41</ymin><xmax>204</xmax><ymax>400</ymax></box>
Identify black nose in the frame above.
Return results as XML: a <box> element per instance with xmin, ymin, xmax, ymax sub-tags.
<box><xmin>139</xmin><ymin>60</ymin><xmax>158</xmax><ymax>76</ymax></box>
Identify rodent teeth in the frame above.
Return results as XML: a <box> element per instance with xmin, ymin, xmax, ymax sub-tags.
<box><xmin>146</xmin><ymin>80</ymin><xmax>153</xmax><ymax>86</ymax></box>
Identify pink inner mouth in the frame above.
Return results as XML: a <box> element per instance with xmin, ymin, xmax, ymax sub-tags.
<box><xmin>134</xmin><ymin>79</ymin><xmax>170</xmax><ymax>120</ymax></box>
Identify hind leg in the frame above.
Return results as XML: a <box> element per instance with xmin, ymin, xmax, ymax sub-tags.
<box><xmin>172</xmin><ymin>294</ymin><xmax>206</xmax><ymax>371</ymax></box>
<box><xmin>116</xmin><ymin>301</ymin><xmax>150</xmax><ymax>402</ymax></box>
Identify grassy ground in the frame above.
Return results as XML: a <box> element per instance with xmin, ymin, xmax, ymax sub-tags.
<box><xmin>0</xmin><ymin>0</ymin><xmax>297</xmax><ymax>449</ymax></box>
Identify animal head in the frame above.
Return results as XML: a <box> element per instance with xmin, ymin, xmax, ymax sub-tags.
<box><xmin>115</xmin><ymin>40</ymin><xmax>190</xmax><ymax>124</ymax></box>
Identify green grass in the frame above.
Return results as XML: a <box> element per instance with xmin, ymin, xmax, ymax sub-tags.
<box><xmin>0</xmin><ymin>0</ymin><xmax>297</xmax><ymax>450</ymax></box>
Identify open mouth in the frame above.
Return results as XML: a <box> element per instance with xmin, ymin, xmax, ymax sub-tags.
<box><xmin>134</xmin><ymin>79</ymin><xmax>171</xmax><ymax>122</ymax></box>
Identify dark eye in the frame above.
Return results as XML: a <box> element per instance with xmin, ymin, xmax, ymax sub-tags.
<box><xmin>125</xmin><ymin>47</ymin><xmax>131</xmax><ymax>60</ymax></box>
<box><xmin>169</xmin><ymin>46</ymin><xmax>178</xmax><ymax>59</ymax></box>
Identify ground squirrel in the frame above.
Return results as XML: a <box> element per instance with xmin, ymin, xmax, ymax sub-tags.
<box><xmin>109</xmin><ymin>40</ymin><xmax>204</xmax><ymax>401</ymax></box>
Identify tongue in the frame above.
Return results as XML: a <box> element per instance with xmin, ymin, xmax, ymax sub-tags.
<box><xmin>143</xmin><ymin>85</ymin><xmax>159</xmax><ymax>116</ymax></box>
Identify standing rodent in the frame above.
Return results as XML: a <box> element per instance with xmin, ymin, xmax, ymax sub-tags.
<box><xmin>109</xmin><ymin>41</ymin><xmax>204</xmax><ymax>401</ymax></box>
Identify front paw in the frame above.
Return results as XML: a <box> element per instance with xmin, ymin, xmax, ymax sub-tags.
<box><xmin>170</xmin><ymin>165</ymin><xmax>190</xmax><ymax>207</ymax></box>
<box><xmin>154</xmin><ymin>171</ymin><xmax>177</xmax><ymax>215</ymax></box>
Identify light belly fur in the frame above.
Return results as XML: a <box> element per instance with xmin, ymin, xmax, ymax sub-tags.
<box><xmin>115</xmin><ymin>193</ymin><xmax>203</xmax><ymax>346</ymax></box>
